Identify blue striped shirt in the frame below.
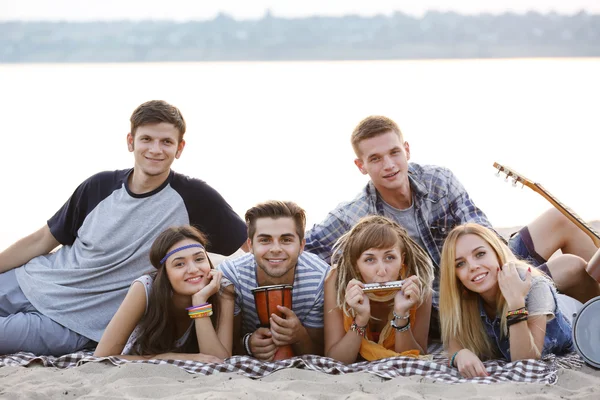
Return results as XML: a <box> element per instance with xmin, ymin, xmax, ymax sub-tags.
<box><xmin>218</xmin><ymin>251</ymin><xmax>329</xmax><ymax>336</ymax></box>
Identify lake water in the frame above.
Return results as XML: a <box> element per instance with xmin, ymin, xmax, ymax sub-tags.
<box><xmin>1</xmin><ymin>59</ymin><xmax>599</xmax><ymax>249</ymax></box>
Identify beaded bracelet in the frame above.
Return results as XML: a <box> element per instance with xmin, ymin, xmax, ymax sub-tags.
<box><xmin>350</xmin><ymin>320</ymin><xmax>367</xmax><ymax>337</ymax></box>
<box><xmin>392</xmin><ymin>311</ymin><xmax>410</xmax><ymax>320</ymax></box>
<box><xmin>190</xmin><ymin>310</ymin><xmax>213</xmax><ymax>319</ymax></box>
<box><xmin>506</xmin><ymin>307</ymin><xmax>528</xmax><ymax>318</ymax></box>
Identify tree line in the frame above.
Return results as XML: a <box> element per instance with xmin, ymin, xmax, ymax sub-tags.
<box><xmin>1</xmin><ymin>11</ymin><xmax>599</xmax><ymax>62</ymax></box>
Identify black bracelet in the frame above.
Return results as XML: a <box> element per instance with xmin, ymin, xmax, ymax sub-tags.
<box><xmin>390</xmin><ymin>319</ymin><xmax>411</xmax><ymax>332</ymax></box>
<box><xmin>507</xmin><ymin>315</ymin><xmax>528</xmax><ymax>327</ymax></box>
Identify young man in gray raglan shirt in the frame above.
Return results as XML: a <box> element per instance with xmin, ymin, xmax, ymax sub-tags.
<box><xmin>0</xmin><ymin>100</ymin><xmax>248</xmax><ymax>356</ymax></box>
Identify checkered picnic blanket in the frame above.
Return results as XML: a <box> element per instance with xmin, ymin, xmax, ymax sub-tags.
<box><xmin>0</xmin><ymin>344</ymin><xmax>583</xmax><ymax>384</ymax></box>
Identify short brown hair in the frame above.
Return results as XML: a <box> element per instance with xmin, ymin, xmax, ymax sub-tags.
<box><xmin>130</xmin><ymin>100</ymin><xmax>186</xmax><ymax>142</ymax></box>
<box><xmin>351</xmin><ymin>115</ymin><xmax>404</xmax><ymax>157</ymax></box>
<box><xmin>245</xmin><ymin>200</ymin><xmax>306</xmax><ymax>242</ymax></box>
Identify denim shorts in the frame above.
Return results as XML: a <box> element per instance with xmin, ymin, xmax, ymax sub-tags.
<box><xmin>508</xmin><ymin>226</ymin><xmax>552</xmax><ymax>277</ymax></box>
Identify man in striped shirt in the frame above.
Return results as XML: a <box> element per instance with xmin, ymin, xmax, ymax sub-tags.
<box><xmin>219</xmin><ymin>200</ymin><xmax>329</xmax><ymax>361</ymax></box>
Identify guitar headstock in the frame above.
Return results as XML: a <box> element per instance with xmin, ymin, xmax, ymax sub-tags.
<box><xmin>493</xmin><ymin>162</ymin><xmax>536</xmax><ymax>190</ymax></box>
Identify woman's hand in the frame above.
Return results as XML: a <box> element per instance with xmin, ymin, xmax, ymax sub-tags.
<box><xmin>454</xmin><ymin>349</ymin><xmax>488</xmax><ymax>378</ymax></box>
<box><xmin>192</xmin><ymin>270</ymin><xmax>222</xmax><ymax>305</ymax></box>
<box><xmin>497</xmin><ymin>261</ymin><xmax>531</xmax><ymax>310</ymax></box>
<box><xmin>345</xmin><ymin>279</ymin><xmax>370</xmax><ymax>325</ymax></box>
<box><xmin>394</xmin><ymin>275</ymin><xmax>421</xmax><ymax>314</ymax></box>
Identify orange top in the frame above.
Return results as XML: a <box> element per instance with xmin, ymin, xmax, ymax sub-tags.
<box><xmin>343</xmin><ymin>308</ymin><xmax>419</xmax><ymax>361</ymax></box>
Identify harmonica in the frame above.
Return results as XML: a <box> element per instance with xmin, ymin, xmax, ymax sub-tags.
<box><xmin>362</xmin><ymin>280</ymin><xmax>404</xmax><ymax>293</ymax></box>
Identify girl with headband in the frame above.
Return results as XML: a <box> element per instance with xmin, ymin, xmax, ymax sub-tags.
<box><xmin>439</xmin><ymin>223</ymin><xmax>581</xmax><ymax>378</ymax></box>
<box><xmin>324</xmin><ymin>215</ymin><xmax>435</xmax><ymax>363</ymax></box>
<box><xmin>94</xmin><ymin>225</ymin><xmax>232</xmax><ymax>361</ymax></box>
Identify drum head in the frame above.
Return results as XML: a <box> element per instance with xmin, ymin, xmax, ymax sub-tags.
<box><xmin>251</xmin><ymin>284</ymin><xmax>293</xmax><ymax>293</ymax></box>
<box><xmin>572</xmin><ymin>296</ymin><xmax>600</xmax><ymax>368</ymax></box>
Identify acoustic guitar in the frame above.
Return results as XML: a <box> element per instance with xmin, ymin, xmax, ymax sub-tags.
<box><xmin>493</xmin><ymin>162</ymin><xmax>600</xmax><ymax>248</ymax></box>
<box><xmin>493</xmin><ymin>162</ymin><xmax>600</xmax><ymax>281</ymax></box>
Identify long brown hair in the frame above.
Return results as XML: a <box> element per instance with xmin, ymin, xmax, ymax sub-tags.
<box><xmin>130</xmin><ymin>225</ymin><xmax>220</xmax><ymax>355</ymax></box>
<box><xmin>332</xmin><ymin>215</ymin><xmax>434</xmax><ymax>316</ymax></box>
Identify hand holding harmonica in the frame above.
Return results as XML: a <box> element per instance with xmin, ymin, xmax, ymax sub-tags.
<box><xmin>362</xmin><ymin>280</ymin><xmax>404</xmax><ymax>293</ymax></box>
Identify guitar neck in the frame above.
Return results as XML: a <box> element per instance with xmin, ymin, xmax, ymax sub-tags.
<box><xmin>533</xmin><ymin>183</ymin><xmax>600</xmax><ymax>247</ymax></box>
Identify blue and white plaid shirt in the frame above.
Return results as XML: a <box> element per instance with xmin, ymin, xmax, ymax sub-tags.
<box><xmin>305</xmin><ymin>163</ymin><xmax>496</xmax><ymax>307</ymax></box>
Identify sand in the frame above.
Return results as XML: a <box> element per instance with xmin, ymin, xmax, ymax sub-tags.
<box><xmin>1</xmin><ymin>361</ymin><xmax>599</xmax><ymax>399</ymax></box>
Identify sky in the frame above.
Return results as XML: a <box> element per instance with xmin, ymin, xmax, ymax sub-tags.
<box><xmin>1</xmin><ymin>0</ymin><xmax>599</xmax><ymax>21</ymax></box>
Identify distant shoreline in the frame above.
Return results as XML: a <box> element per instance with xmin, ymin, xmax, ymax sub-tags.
<box><xmin>2</xmin><ymin>11</ymin><xmax>599</xmax><ymax>63</ymax></box>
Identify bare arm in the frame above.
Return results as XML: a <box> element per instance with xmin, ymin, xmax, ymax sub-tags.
<box><xmin>508</xmin><ymin>315</ymin><xmax>545</xmax><ymax>361</ymax></box>
<box><xmin>291</xmin><ymin>326</ymin><xmax>324</xmax><ymax>356</ymax></box>
<box><xmin>448</xmin><ymin>338</ymin><xmax>488</xmax><ymax>378</ymax></box>
<box><xmin>499</xmin><ymin>262</ymin><xmax>544</xmax><ymax>361</ymax></box>
<box><xmin>216</xmin><ymin>285</ymin><xmax>235</xmax><ymax>356</ymax></box>
<box><xmin>393</xmin><ymin>293</ymin><xmax>432</xmax><ymax>354</ymax></box>
<box><xmin>0</xmin><ymin>225</ymin><xmax>60</xmax><ymax>273</ymax></box>
<box><xmin>190</xmin><ymin>271</ymin><xmax>232</xmax><ymax>359</ymax></box>
<box><xmin>95</xmin><ymin>281</ymin><xmax>227</xmax><ymax>363</ymax></box>
<box><xmin>94</xmin><ymin>281</ymin><xmax>147</xmax><ymax>357</ymax></box>
<box><xmin>323</xmin><ymin>269</ymin><xmax>363</xmax><ymax>364</ymax></box>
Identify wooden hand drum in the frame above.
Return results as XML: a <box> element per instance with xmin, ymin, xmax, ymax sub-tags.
<box><xmin>251</xmin><ymin>284</ymin><xmax>294</xmax><ymax>360</ymax></box>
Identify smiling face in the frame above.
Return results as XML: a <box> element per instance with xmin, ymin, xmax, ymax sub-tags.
<box><xmin>164</xmin><ymin>239</ymin><xmax>212</xmax><ymax>296</ymax></box>
<box><xmin>354</xmin><ymin>131</ymin><xmax>410</xmax><ymax>194</ymax></box>
<box><xmin>127</xmin><ymin>122</ymin><xmax>185</xmax><ymax>182</ymax></box>
<box><xmin>454</xmin><ymin>233</ymin><xmax>500</xmax><ymax>299</ymax></box>
<box><xmin>356</xmin><ymin>245</ymin><xmax>404</xmax><ymax>284</ymax></box>
<box><xmin>250</xmin><ymin>217</ymin><xmax>305</xmax><ymax>285</ymax></box>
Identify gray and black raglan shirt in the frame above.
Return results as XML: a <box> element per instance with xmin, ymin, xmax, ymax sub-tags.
<box><xmin>15</xmin><ymin>169</ymin><xmax>247</xmax><ymax>342</ymax></box>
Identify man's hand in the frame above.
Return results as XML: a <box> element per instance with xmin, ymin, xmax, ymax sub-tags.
<box><xmin>249</xmin><ymin>327</ymin><xmax>277</xmax><ymax>361</ymax></box>
<box><xmin>270</xmin><ymin>306</ymin><xmax>306</xmax><ymax>347</ymax></box>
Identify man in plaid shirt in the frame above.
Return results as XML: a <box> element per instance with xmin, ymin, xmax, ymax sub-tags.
<box><xmin>305</xmin><ymin>116</ymin><xmax>597</xmax><ymax>315</ymax></box>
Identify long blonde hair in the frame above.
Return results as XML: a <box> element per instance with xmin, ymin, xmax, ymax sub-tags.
<box><xmin>332</xmin><ymin>215</ymin><xmax>434</xmax><ymax>316</ymax></box>
<box><xmin>439</xmin><ymin>223</ymin><xmax>543</xmax><ymax>359</ymax></box>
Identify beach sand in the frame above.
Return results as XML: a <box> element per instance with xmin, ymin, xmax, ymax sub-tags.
<box><xmin>1</xmin><ymin>361</ymin><xmax>599</xmax><ymax>399</ymax></box>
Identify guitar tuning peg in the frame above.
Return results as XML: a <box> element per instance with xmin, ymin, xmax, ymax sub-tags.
<box><xmin>505</xmin><ymin>174</ymin><xmax>510</xmax><ymax>182</ymax></box>
<box><xmin>512</xmin><ymin>177</ymin><xmax>518</xmax><ymax>187</ymax></box>
<box><xmin>495</xmin><ymin>169</ymin><xmax>501</xmax><ymax>177</ymax></box>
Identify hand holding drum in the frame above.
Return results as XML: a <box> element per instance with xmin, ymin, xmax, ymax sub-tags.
<box><xmin>251</xmin><ymin>284</ymin><xmax>295</xmax><ymax>360</ymax></box>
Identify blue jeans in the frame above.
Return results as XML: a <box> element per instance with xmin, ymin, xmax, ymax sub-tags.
<box><xmin>508</xmin><ymin>227</ymin><xmax>552</xmax><ymax>276</ymax></box>
<box><xmin>0</xmin><ymin>269</ymin><xmax>95</xmax><ymax>356</ymax></box>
